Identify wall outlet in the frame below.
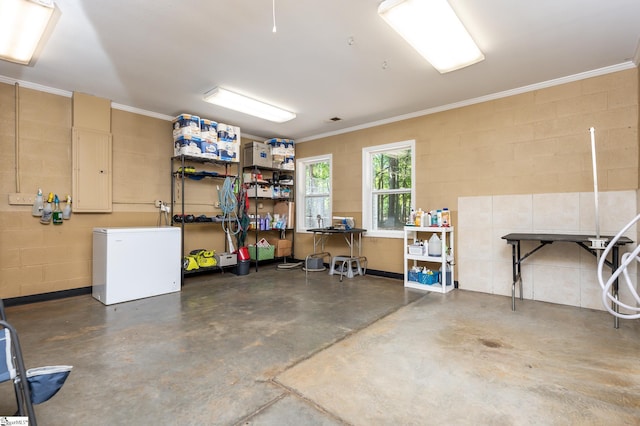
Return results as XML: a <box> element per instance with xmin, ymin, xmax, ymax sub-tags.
<box><xmin>8</xmin><ymin>193</ymin><xmax>36</xmax><ymax>205</ymax></box>
<box><xmin>154</xmin><ymin>200</ymin><xmax>162</xmax><ymax>208</ymax></box>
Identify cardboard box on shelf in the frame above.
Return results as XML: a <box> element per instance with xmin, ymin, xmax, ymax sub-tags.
<box><xmin>244</xmin><ymin>141</ymin><xmax>272</xmax><ymax>168</ymax></box>
<box><xmin>274</xmin><ymin>239</ymin><xmax>292</xmax><ymax>257</ymax></box>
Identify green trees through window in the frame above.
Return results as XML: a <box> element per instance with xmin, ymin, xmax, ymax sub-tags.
<box><xmin>298</xmin><ymin>156</ymin><xmax>332</xmax><ymax>229</ymax></box>
<box><xmin>372</xmin><ymin>148</ymin><xmax>412</xmax><ymax>230</ymax></box>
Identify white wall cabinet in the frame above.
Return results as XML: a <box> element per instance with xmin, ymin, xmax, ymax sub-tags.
<box><xmin>72</xmin><ymin>128</ymin><xmax>112</xmax><ymax>212</ymax></box>
<box><xmin>403</xmin><ymin>226</ymin><xmax>455</xmax><ymax>293</ymax></box>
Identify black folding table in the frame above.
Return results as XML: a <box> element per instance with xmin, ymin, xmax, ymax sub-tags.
<box><xmin>502</xmin><ymin>233</ymin><xmax>633</xmax><ymax>328</ymax></box>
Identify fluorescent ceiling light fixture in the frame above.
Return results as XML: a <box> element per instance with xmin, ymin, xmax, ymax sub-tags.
<box><xmin>0</xmin><ymin>0</ymin><xmax>57</xmax><ymax>65</ymax></box>
<box><xmin>203</xmin><ymin>87</ymin><xmax>296</xmax><ymax>123</ymax></box>
<box><xmin>378</xmin><ymin>0</ymin><xmax>484</xmax><ymax>73</ymax></box>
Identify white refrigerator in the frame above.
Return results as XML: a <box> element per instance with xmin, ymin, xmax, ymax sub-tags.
<box><xmin>92</xmin><ymin>227</ymin><xmax>181</xmax><ymax>305</ymax></box>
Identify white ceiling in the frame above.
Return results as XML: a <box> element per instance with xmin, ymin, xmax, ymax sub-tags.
<box><xmin>1</xmin><ymin>0</ymin><xmax>639</xmax><ymax>141</ymax></box>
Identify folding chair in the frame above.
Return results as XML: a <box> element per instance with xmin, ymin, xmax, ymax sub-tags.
<box><xmin>0</xmin><ymin>319</ymin><xmax>37</xmax><ymax>423</ymax></box>
<box><xmin>0</xmin><ymin>301</ymin><xmax>72</xmax><ymax>425</ymax></box>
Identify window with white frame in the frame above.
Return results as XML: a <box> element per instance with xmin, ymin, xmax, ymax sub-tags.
<box><xmin>362</xmin><ymin>140</ymin><xmax>415</xmax><ymax>238</ymax></box>
<box><xmin>296</xmin><ymin>154</ymin><xmax>332</xmax><ymax>231</ymax></box>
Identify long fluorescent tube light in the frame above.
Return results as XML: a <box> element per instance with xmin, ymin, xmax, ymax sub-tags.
<box><xmin>378</xmin><ymin>0</ymin><xmax>484</xmax><ymax>73</ymax></box>
<box><xmin>0</xmin><ymin>0</ymin><xmax>56</xmax><ymax>65</ymax></box>
<box><xmin>203</xmin><ymin>87</ymin><xmax>296</xmax><ymax>123</ymax></box>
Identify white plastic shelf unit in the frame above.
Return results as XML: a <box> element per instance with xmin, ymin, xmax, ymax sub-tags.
<box><xmin>403</xmin><ymin>226</ymin><xmax>455</xmax><ymax>293</ymax></box>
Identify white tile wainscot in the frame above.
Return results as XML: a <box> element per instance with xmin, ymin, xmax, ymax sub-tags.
<box><xmin>458</xmin><ymin>191</ymin><xmax>638</xmax><ymax>311</ymax></box>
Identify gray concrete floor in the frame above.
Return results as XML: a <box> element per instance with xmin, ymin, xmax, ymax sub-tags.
<box><xmin>1</xmin><ymin>265</ymin><xmax>639</xmax><ymax>425</ymax></box>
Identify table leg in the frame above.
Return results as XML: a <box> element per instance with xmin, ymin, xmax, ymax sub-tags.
<box><xmin>350</xmin><ymin>233</ymin><xmax>354</xmax><ymax>258</ymax></box>
<box><xmin>517</xmin><ymin>241</ymin><xmax>523</xmax><ymax>302</ymax></box>
<box><xmin>511</xmin><ymin>242</ymin><xmax>517</xmax><ymax>311</ymax></box>
<box><xmin>349</xmin><ymin>232</ymin><xmax>357</xmax><ymax>278</ymax></box>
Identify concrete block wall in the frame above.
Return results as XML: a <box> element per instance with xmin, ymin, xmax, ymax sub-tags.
<box><xmin>0</xmin><ymin>84</ymin><xmax>231</xmax><ymax>298</ymax></box>
<box><xmin>1</xmin><ymin>66</ymin><xmax>638</xmax><ymax>298</ymax></box>
<box><xmin>294</xmin><ymin>68</ymin><xmax>639</xmax><ymax>275</ymax></box>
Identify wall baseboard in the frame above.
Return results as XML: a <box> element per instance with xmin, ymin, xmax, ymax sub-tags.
<box><xmin>4</xmin><ymin>287</ymin><xmax>92</xmax><ymax>307</ymax></box>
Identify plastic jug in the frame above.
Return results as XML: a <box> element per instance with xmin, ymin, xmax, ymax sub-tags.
<box><xmin>440</xmin><ymin>264</ymin><xmax>452</xmax><ymax>285</ymax></box>
<box><xmin>428</xmin><ymin>234</ymin><xmax>442</xmax><ymax>256</ymax></box>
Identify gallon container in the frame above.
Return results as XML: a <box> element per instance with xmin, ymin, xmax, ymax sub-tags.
<box><xmin>439</xmin><ymin>264</ymin><xmax>452</xmax><ymax>285</ymax></box>
<box><xmin>428</xmin><ymin>234</ymin><xmax>442</xmax><ymax>256</ymax></box>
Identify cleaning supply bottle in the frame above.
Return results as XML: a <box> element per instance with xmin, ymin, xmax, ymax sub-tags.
<box><xmin>442</xmin><ymin>208</ymin><xmax>450</xmax><ymax>227</ymax></box>
<box><xmin>415</xmin><ymin>208</ymin><xmax>422</xmax><ymax>226</ymax></box>
<box><xmin>265</xmin><ymin>212</ymin><xmax>272</xmax><ymax>230</ymax></box>
<box><xmin>52</xmin><ymin>195</ymin><xmax>63</xmax><ymax>225</ymax></box>
<box><xmin>40</xmin><ymin>192</ymin><xmax>54</xmax><ymax>224</ymax></box>
<box><xmin>32</xmin><ymin>188</ymin><xmax>44</xmax><ymax>217</ymax></box>
<box><xmin>63</xmin><ymin>195</ymin><xmax>72</xmax><ymax>219</ymax></box>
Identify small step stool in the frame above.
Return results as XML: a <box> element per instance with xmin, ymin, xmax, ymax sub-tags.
<box><xmin>329</xmin><ymin>256</ymin><xmax>368</xmax><ymax>281</ymax></box>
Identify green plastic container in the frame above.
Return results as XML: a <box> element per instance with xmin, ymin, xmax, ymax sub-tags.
<box><xmin>248</xmin><ymin>245</ymin><xmax>275</xmax><ymax>261</ymax></box>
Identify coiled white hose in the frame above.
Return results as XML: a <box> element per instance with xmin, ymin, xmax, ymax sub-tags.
<box><xmin>597</xmin><ymin>213</ymin><xmax>640</xmax><ymax>319</ymax></box>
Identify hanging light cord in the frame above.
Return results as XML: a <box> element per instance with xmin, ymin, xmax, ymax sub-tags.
<box><xmin>272</xmin><ymin>0</ymin><xmax>277</xmax><ymax>32</ymax></box>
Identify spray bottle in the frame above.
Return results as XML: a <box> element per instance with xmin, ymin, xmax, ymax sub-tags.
<box><xmin>52</xmin><ymin>195</ymin><xmax>63</xmax><ymax>225</ymax></box>
<box><xmin>40</xmin><ymin>192</ymin><xmax>54</xmax><ymax>224</ymax></box>
<box><xmin>32</xmin><ymin>188</ymin><xmax>44</xmax><ymax>217</ymax></box>
<box><xmin>63</xmin><ymin>195</ymin><xmax>72</xmax><ymax>219</ymax></box>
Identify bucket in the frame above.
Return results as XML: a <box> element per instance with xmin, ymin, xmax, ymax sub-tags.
<box><xmin>237</xmin><ymin>246</ymin><xmax>250</xmax><ymax>261</ymax></box>
<box><xmin>306</xmin><ymin>257</ymin><xmax>324</xmax><ymax>270</ymax></box>
<box><xmin>235</xmin><ymin>259</ymin><xmax>250</xmax><ymax>275</ymax></box>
